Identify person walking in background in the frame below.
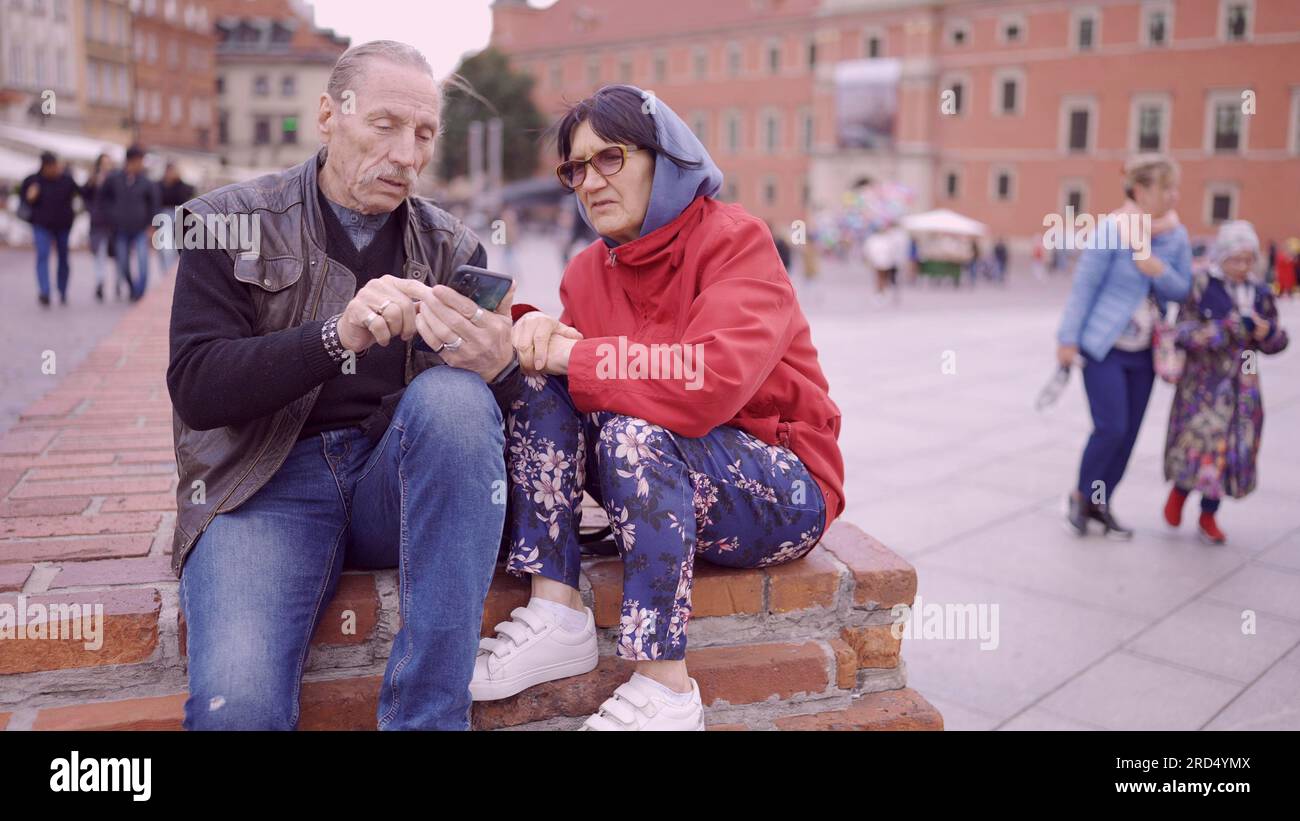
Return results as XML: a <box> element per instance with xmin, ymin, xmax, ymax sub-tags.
<box><xmin>1056</xmin><ymin>154</ymin><xmax>1193</xmax><ymax>538</ymax></box>
<box><xmin>993</xmin><ymin>237</ymin><xmax>1009</xmax><ymax>283</ymax></box>
<box><xmin>1163</xmin><ymin>221</ymin><xmax>1288</xmax><ymax>545</ymax></box>
<box><xmin>865</xmin><ymin>220</ymin><xmax>907</xmax><ymax>304</ymax></box>
<box><xmin>1274</xmin><ymin>237</ymin><xmax>1298</xmax><ymax>298</ymax></box>
<box><xmin>157</xmin><ymin>162</ymin><xmax>195</xmax><ymax>275</ymax></box>
<box><xmin>19</xmin><ymin>151</ymin><xmax>81</xmax><ymax>307</ymax></box>
<box><xmin>103</xmin><ymin>145</ymin><xmax>160</xmax><ymax>301</ymax></box>
<box><xmin>81</xmin><ymin>153</ymin><xmax>122</xmax><ymax>302</ymax></box>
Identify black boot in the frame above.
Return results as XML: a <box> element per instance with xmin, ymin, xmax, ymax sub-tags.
<box><xmin>95</xmin><ymin>284</ymin><xmax>104</xmax><ymax>302</ymax></box>
<box><xmin>38</xmin><ymin>294</ymin><xmax>51</xmax><ymax>308</ymax></box>
<box><xmin>1089</xmin><ymin>504</ymin><xmax>1134</xmax><ymax>540</ymax></box>
<box><xmin>1065</xmin><ymin>492</ymin><xmax>1089</xmax><ymax>536</ymax></box>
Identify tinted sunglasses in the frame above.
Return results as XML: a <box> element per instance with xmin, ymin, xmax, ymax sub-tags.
<box><xmin>555</xmin><ymin>144</ymin><xmax>642</xmax><ymax>191</ymax></box>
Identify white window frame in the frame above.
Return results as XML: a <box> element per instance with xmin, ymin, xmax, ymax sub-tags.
<box><xmin>940</xmin><ymin>71</ymin><xmax>971</xmax><ymax>117</ymax></box>
<box><xmin>1060</xmin><ymin>178</ymin><xmax>1089</xmax><ymax>216</ymax></box>
<box><xmin>760</xmin><ymin>108</ymin><xmax>781</xmax><ymax>154</ymax></box>
<box><xmin>799</xmin><ymin>106</ymin><xmax>814</xmax><ymax>153</ymax></box>
<box><xmin>1129</xmin><ymin>92</ymin><xmax>1171</xmax><ymax>153</ymax></box>
<box><xmin>997</xmin><ymin>13</ymin><xmax>1027</xmax><ymax>45</ymax></box>
<box><xmin>761</xmin><ymin>175</ymin><xmax>778</xmax><ymax>207</ymax></box>
<box><xmin>723</xmin><ymin>109</ymin><xmax>742</xmax><ymax>155</ymax></box>
<box><xmin>862</xmin><ymin>26</ymin><xmax>885</xmax><ymax>59</ymax></box>
<box><xmin>941</xmin><ymin>166</ymin><xmax>961</xmax><ymax>200</ymax></box>
<box><xmin>726</xmin><ymin>41</ymin><xmax>742</xmax><ymax>77</ymax></box>
<box><xmin>1204</xmin><ymin>88</ymin><xmax>1249</xmax><ymax>154</ymax></box>
<box><xmin>989</xmin><ymin>165</ymin><xmax>1016</xmax><ymax>202</ymax></box>
<box><xmin>1289</xmin><ymin>87</ymin><xmax>1300</xmax><ymax>155</ymax></box>
<box><xmin>1141</xmin><ymin>1</ymin><xmax>1174</xmax><ymax>47</ymax></box>
<box><xmin>1218</xmin><ymin>0</ymin><xmax>1254</xmax><ymax>43</ymax></box>
<box><xmin>765</xmin><ymin>37</ymin><xmax>782</xmax><ymax>75</ymax></box>
<box><xmin>1204</xmin><ymin>182</ymin><xmax>1239</xmax><ymax>224</ymax></box>
<box><xmin>689</xmin><ymin>110</ymin><xmax>710</xmax><ymax>146</ymax></box>
<box><xmin>946</xmin><ymin>19</ymin><xmax>971</xmax><ymax>47</ymax></box>
<box><xmin>586</xmin><ymin>55</ymin><xmax>600</xmax><ymax>87</ymax></box>
<box><xmin>1071</xmin><ymin>6</ymin><xmax>1101</xmax><ymax>52</ymax></box>
<box><xmin>1060</xmin><ymin>94</ymin><xmax>1098</xmax><ymax>154</ymax></box>
<box><xmin>991</xmin><ymin>67</ymin><xmax>1025</xmax><ymax>117</ymax></box>
<box><xmin>692</xmin><ymin>46</ymin><xmax>709</xmax><ymax>80</ymax></box>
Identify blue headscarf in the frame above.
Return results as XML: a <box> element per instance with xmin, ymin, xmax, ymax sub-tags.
<box><xmin>575</xmin><ymin>85</ymin><xmax>724</xmax><ymax>245</ymax></box>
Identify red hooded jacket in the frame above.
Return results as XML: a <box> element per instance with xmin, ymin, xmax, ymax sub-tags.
<box><xmin>513</xmin><ymin>195</ymin><xmax>844</xmax><ymax>531</ymax></box>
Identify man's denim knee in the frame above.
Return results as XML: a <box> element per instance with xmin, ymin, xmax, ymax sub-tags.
<box><xmin>394</xmin><ymin>365</ymin><xmax>503</xmax><ymax>441</ymax></box>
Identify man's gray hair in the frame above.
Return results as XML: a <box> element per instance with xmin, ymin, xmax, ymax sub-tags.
<box><xmin>326</xmin><ymin>40</ymin><xmax>436</xmax><ymax>105</ymax></box>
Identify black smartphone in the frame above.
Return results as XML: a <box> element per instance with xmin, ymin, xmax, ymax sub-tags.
<box><xmin>413</xmin><ymin>265</ymin><xmax>514</xmax><ymax>353</ymax></box>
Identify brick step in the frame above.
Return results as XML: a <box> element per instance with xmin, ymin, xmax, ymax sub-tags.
<box><xmin>2</xmin><ymin>521</ymin><xmax>914</xmax><ymax>685</ymax></box>
<box><xmin>14</xmin><ymin>636</ymin><xmax>937</xmax><ymax>731</ymax></box>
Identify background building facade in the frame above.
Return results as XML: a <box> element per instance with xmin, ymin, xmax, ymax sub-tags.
<box><xmin>492</xmin><ymin>0</ymin><xmax>1300</xmax><ymax>244</ymax></box>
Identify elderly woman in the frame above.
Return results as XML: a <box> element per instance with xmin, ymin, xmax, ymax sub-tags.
<box><xmin>1163</xmin><ymin>221</ymin><xmax>1289</xmax><ymax>544</ymax></box>
<box><xmin>1057</xmin><ymin>154</ymin><xmax>1193</xmax><ymax>538</ymax></box>
<box><xmin>469</xmin><ymin>85</ymin><xmax>844</xmax><ymax>730</ymax></box>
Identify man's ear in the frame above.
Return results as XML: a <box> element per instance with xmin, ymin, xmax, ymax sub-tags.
<box><xmin>318</xmin><ymin>92</ymin><xmax>334</xmax><ymax>144</ymax></box>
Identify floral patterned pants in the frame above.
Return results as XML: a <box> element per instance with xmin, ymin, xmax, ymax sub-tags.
<box><xmin>504</xmin><ymin>374</ymin><xmax>827</xmax><ymax>661</ymax></box>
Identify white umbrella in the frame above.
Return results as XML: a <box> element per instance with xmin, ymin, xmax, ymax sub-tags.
<box><xmin>901</xmin><ymin>208</ymin><xmax>988</xmax><ymax>237</ymax></box>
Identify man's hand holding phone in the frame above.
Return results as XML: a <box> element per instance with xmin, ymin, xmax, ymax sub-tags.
<box><xmin>401</xmin><ymin>279</ymin><xmax>517</xmax><ymax>382</ymax></box>
<box><xmin>336</xmin><ymin>274</ymin><xmax>422</xmax><ymax>353</ymax></box>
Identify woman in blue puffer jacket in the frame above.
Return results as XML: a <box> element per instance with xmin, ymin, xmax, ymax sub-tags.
<box><xmin>1056</xmin><ymin>154</ymin><xmax>1192</xmax><ymax>538</ymax></box>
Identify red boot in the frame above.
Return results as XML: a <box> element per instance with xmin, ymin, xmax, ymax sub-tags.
<box><xmin>1163</xmin><ymin>486</ymin><xmax>1188</xmax><ymax>527</ymax></box>
<box><xmin>1198</xmin><ymin>512</ymin><xmax>1227</xmax><ymax>545</ymax></box>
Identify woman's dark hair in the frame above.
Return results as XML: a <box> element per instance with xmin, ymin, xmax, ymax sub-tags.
<box><xmin>550</xmin><ymin>85</ymin><xmax>701</xmax><ymax>172</ymax></box>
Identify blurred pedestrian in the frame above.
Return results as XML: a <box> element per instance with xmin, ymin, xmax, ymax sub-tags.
<box><xmin>19</xmin><ymin>151</ymin><xmax>81</xmax><ymax>307</ymax></box>
<box><xmin>1275</xmin><ymin>237</ymin><xmax>1298</xmax><ymax>298</ymax></box>
<box><xmin>81</xmin><ymin>152</ymin><xmax>123</xmax><ymax>302</ymax></box>
<box><xmin>1163</xmin><ymin>221</ymin><xmax>1288</xmax><ymax>544</ymax></box>
<box><xmin>1056</xmin><ymin>154</ymin><xmax>1193</xmax><ymax>538</ymax></box>
<box><xmin>103</xmin><ymin>145</ymin><xmax>160</xmax><ymax>301</ymax></box>
<box><xmin>993</xmin><ymin>237</ymin><xmax>1009</xmax><ymax>283</ymax></box>
<box><xmin>157</xmin><ymin>162</ymin><xmax>195</xmax><ymax>275</ymax></box>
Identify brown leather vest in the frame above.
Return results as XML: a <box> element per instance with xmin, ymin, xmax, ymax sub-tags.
<box><xmin>169</xmin><ymin>148</ymin><xmax>480</xmax><ymax>577</ymax></box>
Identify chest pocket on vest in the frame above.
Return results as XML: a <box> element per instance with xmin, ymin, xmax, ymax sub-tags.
<box><xmin>234</xmin><ymin>255</ymin><xmax>305</xmax><ymax>333</ymax></box>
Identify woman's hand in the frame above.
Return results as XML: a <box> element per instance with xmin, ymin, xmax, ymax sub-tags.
<box><xmin>539</xmin><ymin>334</ymin><xmax>578</xmax><ymax>375</ymax></box>
<box><xmin>1057</xmin><ymin>344</ymin><xmax>1079</xmax><ymax>369</ymax></box>
<box><xmin>512</xmin><ymin>311</ymin><xmax>582</xmax><ymax>374</ymax></box>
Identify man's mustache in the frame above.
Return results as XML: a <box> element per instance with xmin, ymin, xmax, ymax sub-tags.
<box><xmin>362</xmin><ymin>164</ymin><xmax>418</xmax><ymax>189</ymax></box>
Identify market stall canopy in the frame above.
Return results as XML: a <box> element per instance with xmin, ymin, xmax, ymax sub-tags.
<box><xmin>0</xmin><ymin>123</ymin><xmax>123</xmax><ymax>167</ymax></box>
<box><xmin>901</xmin><ymin>208</ymin><xmax>988</xmax><ymax>237</ymax></box>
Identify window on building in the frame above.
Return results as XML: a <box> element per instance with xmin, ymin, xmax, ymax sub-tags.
<box><xmin>725</xmin><ymin>112</ymin><xmax>741</xmax><ymax>153</ymax></box>
<box><xmin>1213</xmin><ymin>101</ymin><xmax>1242</xmax><ymax>151</ymax></box>
<box><xmin>949</xmin><ymin>22</ymin><xmax>969</xmax><ymax>46</ymax></box>
<box><xmin>1066</xmin><ymin>187</ymin><xmax>1085</xmax><ymax>214</ymax></box>
<box><xmin>281</xmin><ymin>115</ymin><xmax>298</xmax><ymax>144</ymax></box>
<box><xmin>690</xmin><ymin>112</ymin><xmax>708</xmax><ymax>145</ymax></box>
<box><xmin>549</xmin><ymin>62</ymin><xmax>562</xmax><ymax>90</ymax></box>
<box><xmin>1136</xmin><ymin>103</ymin><xmax>1164</xmax><ymax>150</ymax></box>
<box><xmin>1068</xmin><ymin>108</ymin><xmax>1090</xmax><ymax>152</ymax></box>
<box><xmin>807</xmin><ymin>38</ymin><xmax>818</xmax><ymax>68</ymax></box>
<box><xmin>800</xmin><ymin>109</ymin><xmax>813</xmax><ymax>152</ymax></box>
<box><xmin>865</xmin><ymin>33</ymin><xmax>881</xmax><ymax>58</ymax></box>
<box><xmin>1077</xmin><ymin>15</ymin><xmax>1096</xmax><ymax>50</ymax></box>
<box><xmin>1145</xmin><ymin>8</ymin><xmax>1169</xmax><ymax>45</ymax></box>
<box><xmin>945</xmin><ymin>79</ymin><xmax>965</xmax><ymax>115</ymax></box>
<box><xmin>1224</xmin><ymin>2</ymin><xmax>1250</xmax><ymax>41</ymax></box>
<box><xmin>254</xmin><ymin>116</ymin><xmax>271</xmax><ymax>145</ymax></box>
<box><xmin>586</xmin><ymin>57</ymin><xmax>600</xmax><ymax>87</ymax></box>
<box><xmin>218</xmin><ymin>109</ymin><xmax>228</xmax><ymax>145</ymax></box>
<box><xmin>762</xmin><ymin>111</ymin><xmax>780</xmax><ymax>153</ymax></box>
<box><xmin>999</xmin><ymin>77</ymin><xmax>1019</xmax><ymax>114</ymax></box>
<box><xmin>766</xmin><ymin>40</ymin><xmax>781</xmax><ymax>74</ymax></box>
<box><xmin>253</xmin><ymin>75</ymin><xmax>269</xmax><ymax>96</ymax></box>
<box><xmin>1209</xmin><ymin>190</ymin><xmax>1234</xmax><ymax>222</ymax></box>
<box><xmin>215</xmin><ymin>76</ymin><xmax>224</xmax><ymax>94</ymax></box>
<box><xmin>763</xmin><ymin>177</ymin><xmax>777</xmax><ymax>206</ymax></box>
<box><xmin>1001</xmin><ymin>16</ymin><xmax>1024</xmax><ymax>43</ymax></box>
<box><xmin>694</xmin><ymin>47</ymin><xmax>708</xmax><ymax>79</ymax></box>
<box><xmin>619</xmin><ymin>57</ymin><xmax>632</xmax><ymax>83</ymax></box>
<box><xmin>170</xmin><ymin>95</ymin><xmax>182</xmax><ymax>125</ymax></box>
<box><xmin>727</xmin><ymin>42</ymin><xmax>742</xmax><ymax>77</ymax></box>
<box><xmin>84</xmin><ymin>0</ymin><xmax>93</xmax><ymax>38</ymax></box>
<box><xmin>652</xmin><ymin>51</ymin><xmax>666</xmax><ymax>83</ymax></box>
<box><xmin>281</xmin><ymin>75</ymin><xmax>295</xmax><ymax>97</ymax></box>
<box><xmin>994</xmin><ymin>170</ymin><xmax>1013</xmax><ymax>201</ymax></box>
<box><xmin>944</xmin><ymin>171</ymin><xmax>959</xmax><ymax>199</ymax></box>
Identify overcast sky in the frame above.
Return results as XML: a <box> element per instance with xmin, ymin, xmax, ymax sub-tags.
<box><xmin>310</xmin><ymin>0</ymin><xmax>558</xmax><ymax>78</ymax></box>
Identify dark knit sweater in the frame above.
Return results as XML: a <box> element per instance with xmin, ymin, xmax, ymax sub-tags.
<box><xmin>167</xmin><ymin>190</ymin><xmax>519</xmax><ymax>444</ymax></box>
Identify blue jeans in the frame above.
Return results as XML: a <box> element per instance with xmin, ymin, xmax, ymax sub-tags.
<box><xmin>32</xmin><ymin>225</ymin><xmax>70</xmax><ymax>299</ymax></box>
<box><xmin>504</xmin><ymin>375</ymin><xmax>826</xmax><ymax>661</ymax></box>
<box><xmin>114</xmin><ymin>230</ymin><xmax>151</xmax><ymax>298</ymax></box>
<box><xmin>1077</xmin><ymin>347</ymin><xmax>1155</xmax><ymax>503</ymax></box>
<box><xmin>180</xmin><ymin>366</ymin><xmax>506</xmax><ymax>730</ymax></box>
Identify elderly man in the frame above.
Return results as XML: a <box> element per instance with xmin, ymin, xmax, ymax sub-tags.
<box><xmin>167</xmin><ymin>41</ymin><xmax>522</xmax><ymax>730</ymax></box>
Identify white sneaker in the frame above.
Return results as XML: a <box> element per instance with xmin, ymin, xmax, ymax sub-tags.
<box><xmin>579</xmin><ymin>676</ymin><xmax>705</xmax><ymax>731</ymax></box>
<box><xmin>470</xmin><ymin>600</ymin><xmax>599</xmax><ymax>701</ymax></box>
